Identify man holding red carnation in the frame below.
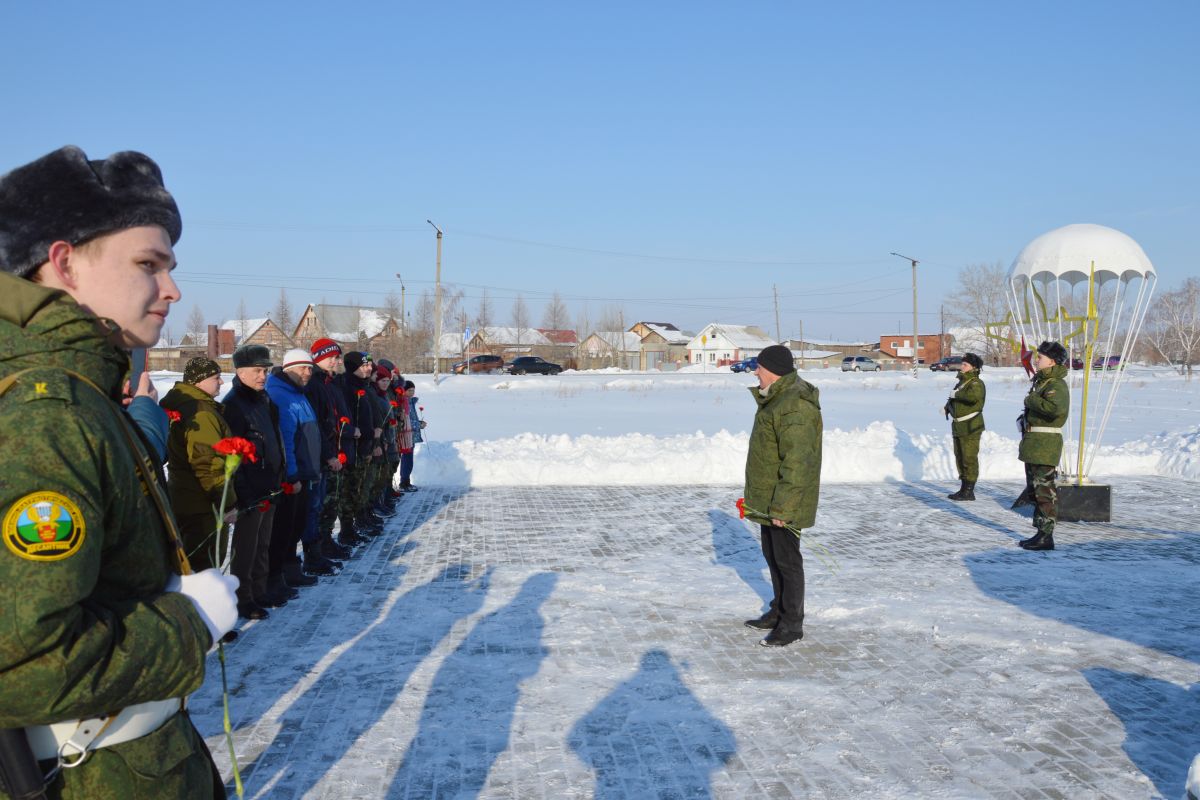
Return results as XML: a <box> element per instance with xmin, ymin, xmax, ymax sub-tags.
<box><xmin>742</xmin><ymin>344</ymin><xmax>823</xmax><ymax>648</ymax></box>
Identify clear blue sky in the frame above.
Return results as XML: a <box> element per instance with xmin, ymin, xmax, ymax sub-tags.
<box><xmin>3</xmin><ymin>1</ymin><xmax>1196</xmax><ymax>342</ymax></box>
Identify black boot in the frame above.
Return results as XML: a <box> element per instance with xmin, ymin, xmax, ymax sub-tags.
<box><xmin>322</xmin><ymin>531</ymin><xmax>352</xmax><ymax>561</ymax></box>
<box><xmin>1019</xmin><ymin>532</ymin><xmax>1055</xmax><ymax>551</ymax></box>
<box><xmin>357</xmin><ymin>514</ymin><xmax>383</xmax><ymax>536</ymax></box>
<box><xmin>743</xmin><ymin>613</ymin><xmax>779</xmax><ymax>630</ymax></box>
<box><xmin>283</xmin><ymin>558</ymin><xmax>319</xmax><ymax>587</ymax></box>
<box><xmin>262</xmin><ymin>572</ymin><xmax>298</xmax><ymax>605</ymax></box>
<box><xmin>948</xmin><ymin>481</ymin><xmax>969</xmax><ymax>501</ymax></box>
<box><xmin>338</xmin><ymin>517</ymin><xmax>364</xmax><ymax>547</ymax></box>
<box><xmin>959</xmin><ymin>481</ymin><xmax>976</xmax><ymax>501</ymax></box>
<box><xmin>302</xmin><ymin>542</ymin><xmax>339</xmax><ymax>575</ymax></box>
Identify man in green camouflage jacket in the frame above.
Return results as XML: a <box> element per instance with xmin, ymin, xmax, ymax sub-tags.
<box><xmin>0</xmin><ymin>147</ymin><xmax>238</xmax><ymax>799</ymax></box>
<box><xmin>944</xmin><ymin>352</ymin><xmax>986</xmax><ymax>501</ymax></box>
<box><xmin>1017</xmin><ymin>341</ymin><xmax>1070</xmax><ymax>551</ymax></box>
<box><xmin>742</xmin><ymin>345</ymin><xmax>822</xmax><ymax>648</ymax></box>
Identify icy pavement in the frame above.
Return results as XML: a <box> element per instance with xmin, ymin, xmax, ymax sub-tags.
<box><xmin>193</xmin><ymin>478</ymin><xmax>1200</xmax><ymax>799</ymax></box>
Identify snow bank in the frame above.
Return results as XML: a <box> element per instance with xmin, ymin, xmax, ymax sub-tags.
<box><xmin>416</xmin><ymin>421</ymin><xmax>1179</xmax><ymax>487</ymax></box>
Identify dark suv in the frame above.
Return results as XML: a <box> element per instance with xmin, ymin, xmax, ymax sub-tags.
<box><xmin>507</xmin><ymin>356</ymin><xmax>562</xmax><ymax>375</ymax></box>
<box><xmin>930</xmin><ymin>356</ymin><xmax>963</xmax><ymax>372</ymax></box>
<box><xmin>452</xmin><ymin>354</ymin><xmax>504</xmax><ymax>374</ymax></box>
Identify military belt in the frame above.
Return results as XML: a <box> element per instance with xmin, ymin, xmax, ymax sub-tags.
<box><xmin>25</xmin><ymin>698</ymin><xmax>181</xmax><ymax>764</ymax></box>
<box><xmin>953</xmin><ymin>411</ymin><xmax>979</xmax><ymax>422</ymax></box>
<box><xmin>1028</xmin><ymin>426</ymin><xmax>1063</xmax><ymax>435</ymax></box>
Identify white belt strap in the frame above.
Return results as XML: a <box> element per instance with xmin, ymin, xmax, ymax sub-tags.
<box><xmin>1028</xmin><ymin>425</ymin><xmax>1062</xmax><ymax>435</ymax></box>
<box><xmin>953</xmin><ymin>411</ymin><xmax>979</xmax><ymax>423</ymax></box>
<box><xmin>25</xmin><ymin>698</ymin><xmax>181</xmax><ymax>764</ymax></box>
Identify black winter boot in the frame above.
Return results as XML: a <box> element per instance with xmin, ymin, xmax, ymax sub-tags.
<box><xmin>948</xmin><ymin>481</ymin><xmax>969</xmax><ymax>501</ymax></box>
<box><xmin>338</xmin><ymin>517</ymin><xmax>364</xmax><ymax>547</ymax></box>
<box><xmin>322</xmin><ymin>531</ymin><xmax>352</xmax><ymax>561</ymax></box>
<box><xmin>1019</xmin><ymin>532</ymin><xmax>1055</xmax><ymax>551</ymax></box>
<box><xmin>262</xmin><ymin>573</ymin><xmax>298</xmax><ymax>606</ymax></box>
<box><xmin>283</xmin><ymin>558</ymin><xmax>318</xmax><ymax>587</ymax></box>
<box><xmin>302</xmin><ymin>542</ymin><xmax>339</xmax><ymax>575</ymax></box>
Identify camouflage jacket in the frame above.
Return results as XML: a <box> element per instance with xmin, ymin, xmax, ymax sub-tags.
<box><xmin>744</xmin><ymin>372</ymin><xmax>823</xmax><ymax>529</ymax></box>
<box><xmin>0</xmin><ymin>274</ymin><xmax>218</xmax><ymax>798</ymax></box>
<box><xmin>160</xmin><ymin>381</ymin><xmax>235</xmax><ymax>520</ymax></box>
<box><xmin>946</xmin><ymin>371</ymin><xmax>986</xmax><ymax>438</ymax></box>
<box><xmin>1019</xmin><ymin>364</ymin><xmax>1070</xmax><ymax>466</ymax></box>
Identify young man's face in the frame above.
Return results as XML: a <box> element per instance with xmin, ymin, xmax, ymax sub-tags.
<box><xmin>354</xmin><ymin>362</ymin><xmax>374</xmax><ymax>379</ymax></box>
<box><xmin>959</xmin><ymin>361</ymin><xmax>974</xmax><ymax>373</ymax></box>
<box><xmin>66</xmin><ymin>226</ymin><xmax>179</xmax><ymax>348</ymax></box>
<box><xmin>1035</xmin><ymin>352</ymin><xmax>1055</xmax><ymax>371</ymax></box>
<box><xmin>317</xmin><ymin>354</ymin><xmax>343</xmax><ymax>374</ymax></box>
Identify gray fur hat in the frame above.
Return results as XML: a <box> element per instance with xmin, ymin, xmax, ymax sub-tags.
<box><xmin>0</xmin><ymin>146</ymin><xmax>182</xmax><ymax>277</ymax></box>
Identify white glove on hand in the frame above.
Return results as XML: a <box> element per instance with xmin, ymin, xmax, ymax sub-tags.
<box><xmin>165</xmin><ymin>569</ymin><xmax>240</xmax><ymax>647</ymax></box>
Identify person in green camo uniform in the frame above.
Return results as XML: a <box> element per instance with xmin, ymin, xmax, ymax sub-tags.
<box><xmin>1017</xmin><ymin>340</ymin><xmax>1070</xmax><ymax>551</ymax></box>
<box><xmin>0</xmin><ymin>146</ymin><xmax>238</xmax><ymax>798</ymax></box>
<box><xmin>944</xmin><ymin>352</ymin><xmax>986</xmax><ymax>501</ymax></box>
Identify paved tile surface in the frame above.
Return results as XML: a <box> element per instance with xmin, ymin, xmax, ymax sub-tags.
<box><xmin>193</xmin><ymin>478</ymin><xmax>1200</xmax><ymax>799</ymax></box>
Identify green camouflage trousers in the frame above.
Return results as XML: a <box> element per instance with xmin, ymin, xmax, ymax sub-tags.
<box><xmin>337</xmin><ymin>461</ymin><xmax>371</xmax><ymax>520</ymax></box>
<box><xmin>953</xmin><ymin>433</ymin><xmax>981</xmax><ymax>483</ymax></box>
<box><xmin>1025</xmin><ymin>463</ymin><xmax>1058</xmax><ymax>536</ymax></box>
<box><xmin>370</xmin><ymin>458</ymin><xmax>399</xmax><ymax>503</ymax></box>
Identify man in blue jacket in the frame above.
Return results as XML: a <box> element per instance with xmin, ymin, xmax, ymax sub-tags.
<box><xmin>265</xmin><ymin>349</ymin><xmax>336</xmax><ymax>598</ymax></box>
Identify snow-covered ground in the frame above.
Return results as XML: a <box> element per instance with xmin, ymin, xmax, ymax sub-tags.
<box><xmin>156</xmin><ymin>365</ymin><xmax>1198</xmax><ymax>487</ymax></box>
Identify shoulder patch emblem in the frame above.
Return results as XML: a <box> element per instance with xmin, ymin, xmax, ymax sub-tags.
<box><xmin>3</xmin><ymin>492</ymin><xmax>86</xmax><ymax>561</ymax></box>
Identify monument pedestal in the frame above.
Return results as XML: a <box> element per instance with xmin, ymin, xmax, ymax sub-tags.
<box><xmin>1057</xmin><ymin>483</ymin><xmax>1111</xmax><ymax>523</ymax></box>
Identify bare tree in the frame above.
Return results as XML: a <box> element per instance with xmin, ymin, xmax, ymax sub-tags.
<box><xmin>1144</xmin><ymin>277</ymin><xmax>1200</xmax><ymax>380</ymax></box>
<box><xmin>542</xmin><ymin>291</ymin><xmax>570</xmax><ymax>330</ymax></box>
<box><xmin>575</xmin><ymin>304</ymin><xmax>591</xmax><ymax>340</ymax></box>
<box><xmin>186</xmin><ymin>304</ymin><xmax>205</xmax><ymax>341</ymax></box>
<box><xmin>273</xmin><ymin>289</ymin><xmax>294</xmax><ymax>339</ymax></box>
<box><xmin>475</xmin><ymin>288</ymin><xmax>493</xmax><ymax>331</ymax></box>
<box><xmin>235</xmin><ymin>298</ymin><xmax>250</xmax><ymax>343</ymax></box>
<box><xmin>511</xmin><ymin>294</ymin><xmax>530</xmax><ymax>347</ymax></box>
<box><xmin>383</xmin><ymin>290</ymin><xmax>401</xmax><ymax>320</ymax></box>
<box><xmin>946</xmin><ymin>262</ymin><xmax>1011</xmax><ymax>365</ymax></box>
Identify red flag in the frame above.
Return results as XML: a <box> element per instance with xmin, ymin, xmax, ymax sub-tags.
<box><xmin>1019</xmin><ymin>336</ymin><xmax>1035</xmax><ymax>377</ymax></box>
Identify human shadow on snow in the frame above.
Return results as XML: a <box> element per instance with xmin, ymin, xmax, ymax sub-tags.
<box><xmin>889</xmin><ymin>478</ymin><xmax>1020</xmax><ymax>540</ymax></box>
<box><xmin>385</xmin><ymin>571</ymin><xmax>558</xmax><ymax>799</ymax></box>
<box><xmin>569</xmin><ymin>649</ymin><xmax>736</xmax><ymax>799</ymax></box>
<box><xmin>968</xmin><ymin>534</ymin><xmax>1200</xmax><ymax>798</ymax></box>
<box><xmin>235</xmin><ymin>561</ymin><xmax>492</xmax><ymax>796</ymax></box>
<box><xmin>708</xmin><ymin>509</ymin><xmax>772</xmax><ymax>612</ymax></box>
<box><xmin>1082</xmin><ymin>668</ymin><xmax>1200</xmax><ymax>800</ymax></box>
<box><xmin>191</xmin><ymin>488</ymin><xmax>467</xmax><ymax>747</ymax></box>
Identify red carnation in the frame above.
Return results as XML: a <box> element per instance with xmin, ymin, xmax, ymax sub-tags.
<box><xmin>337</xmin><ymin>452</ymin><xmax>347</xmax><ymax>464</ymax></box>
<box><xmin>213</xmin><ymin>437</ymin><xmax>257</xmax><ymax>464</ymax></box>
<box><xmin>258</xmin><ymin>500</ymin><xmax>271</xmax><ymax>512</ymax></box>
<box><xmin>339</xmin><ymin>416</ymin><xmax>351</xmax><ymax>425</ymax></box>
<box><xmin>419</xmin><ymin>406</ymin><xmax>424</xmax><ymax>412</ymax></box>
<box><xmin>389</xmin><ymin>400</ymin><xmax>399</xmax><ymax>408</ymax></box>
<box><xmin>281</xmin><ymin>482</ymin><xmax>296</xmax><ymax>495</ymax></box>
<box><xmin>166</xmin><ymin>409</ymin><xmax>182</xmax><ymax>423</ymax></box>
<box><xmin>357</xmin><ymin>389</ymin><xmax>366</xmax><ymax>397</ymax></box>
<box><xmin>736</xmin><ymin>497</ymin><xmax>746</xmax><ymax>519</ymax></box>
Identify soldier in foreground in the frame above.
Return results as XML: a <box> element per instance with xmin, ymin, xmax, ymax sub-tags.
<box><xmin>944</xmin><ymin>352</ymin><xmax>986</xmax><ymax>501</ymax></box>
<box><xmin>0</xmin><ymin>146</ymin><xmax>238</xmax><ymax>798</ymax></box>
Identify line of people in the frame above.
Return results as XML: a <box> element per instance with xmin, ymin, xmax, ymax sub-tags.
<box><xmin>162</xmin><ymin>341</ymin><xmax>426</xmax><ymax>622</ymax></box>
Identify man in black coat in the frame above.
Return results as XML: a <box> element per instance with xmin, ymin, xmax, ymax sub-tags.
<box><xmin>305</xmin><ymin>338</ymin><xmax>359</xmax><ymax>551</ymax></box>
<box><xmin>222</xmin><ymin>345</ymin><xmax>288</xmax><ymax>617</ymax></box>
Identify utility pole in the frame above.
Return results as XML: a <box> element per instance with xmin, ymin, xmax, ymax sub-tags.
<box><xmin>393</xmin><ymin>273</ymin><xmax>406</xmax><ymax>331</ymax></box>
<box><xmin>891</xmin><ymin>252</ymin><xmax>920</xmax><ymax>379</ymax></box>
<box><xmin>428</xmin><ymin>220</ymin><xmax>443</xmax><ymax>382</ymax></box>
<box><xmin>773</xmin><ymin>284</ymin><xmax>782</xmax><ymax>342</ymax></box>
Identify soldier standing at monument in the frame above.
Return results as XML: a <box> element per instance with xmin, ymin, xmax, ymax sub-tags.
<box><xmin>945</xmin><ymin>352</ymin><xmax>986</xmax><ymax>501</ymax></box>
<box><xmin>1017</xmin><ymin>341</ymin><xmax>1070</xmax><ymax>551</ymax></box>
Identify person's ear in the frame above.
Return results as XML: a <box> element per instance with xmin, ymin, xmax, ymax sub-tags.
<box><xmin>44</xmin><ymin>240</ymin><xmax>80</xmax><ymax>289</ymax></box>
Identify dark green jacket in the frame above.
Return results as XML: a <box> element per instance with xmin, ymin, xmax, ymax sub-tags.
<box><xmin>0</xmin><ymin>274</ymin><xmax>218</xmax><ymax>798</ymax></box>
<box><xmin>160</xmin><ymin>382</ymin><xmax>236</xmax><ymax>520</ymax></box>
<box><xmin>1019</xmin><ymin>364</ymin><xmax>1070</xmax><ymax>466</ymax></box>
<box><xmin>744</xmin><ymin>371</ymin><xmax>822</xmax><ymax>529</ymax></box>
<box><xmin>946</xmin><ymin>371</ymin><xmax>986</xmax><ymax>438</ymax></box>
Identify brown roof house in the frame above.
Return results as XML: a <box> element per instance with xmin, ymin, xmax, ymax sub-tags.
<box><xmin>631</xmin><ymin>322</ymin><xmax>691</xmax><ymax>370</ymax></box>
<box><xmin>292</xmin><ymin>304</ymin><xmax>401</xmax><ymax>353</ymax></box>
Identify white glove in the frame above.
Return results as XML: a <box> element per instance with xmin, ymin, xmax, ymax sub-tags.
<box><xmin>165</xmin><ymin>569</ymin><xmax>240</xmax><ymax>647</ymax></box>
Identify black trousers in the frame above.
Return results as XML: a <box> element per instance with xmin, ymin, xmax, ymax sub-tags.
<box><xmin>268</xmin><ymin>483</ymin><xmax>309</xmax><ymax>576</ymax></box>
<box><xmin>761</xmin><ymin>524</ymin><xmax>805</xmax><ymax>632</ymax></box>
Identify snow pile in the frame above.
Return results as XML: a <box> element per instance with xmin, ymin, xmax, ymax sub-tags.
<box><xmin>1153</xmin><ymin>427</ymin><xmax>1200</xmax><ymax>480</ymax></box>
<box><xmin>415</xmin><ymin>421</ymin><xmax>1173</xmax><ymax>487</ymax></box>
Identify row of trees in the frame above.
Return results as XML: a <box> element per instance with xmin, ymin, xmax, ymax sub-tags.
<box><xmin>949</xmin><ymin>263</ymin><xmax>1200</xmax><ymax>379</ymax></box>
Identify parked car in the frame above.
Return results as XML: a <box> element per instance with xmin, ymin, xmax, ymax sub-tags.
<box><xmin>452</xmin><ymin>354</ymin><xmax>504</xmax><ymax>374</ymax></box>
<box><xmin>841</xmin><ymin>356</ymin><xmax>881</xmax><ymax>372</ymax></box>
<box><xmin>1092</xmin><ymin>355</ymin><xmax>1123</xmax><ymax>370</ymax></box>
<box><xmin>730</xmin><ymin>356</ymin><xmax>758</xmax><ymax>373</ymax></box>
<box><xmin>929</xmin><ymin>356</ymin><xmax>964</xmax><ymax>372</ymax></box>
<box><xmin>506</xmin><ymin>356</ymin><xmax>562</xmax><ymax>375</ymax></box>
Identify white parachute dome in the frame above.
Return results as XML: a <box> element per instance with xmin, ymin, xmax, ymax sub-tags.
<box><xmin>1005</xmin><ymin>224</ymin><xmax>1158</xmax><ymax>482</ymax></box>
